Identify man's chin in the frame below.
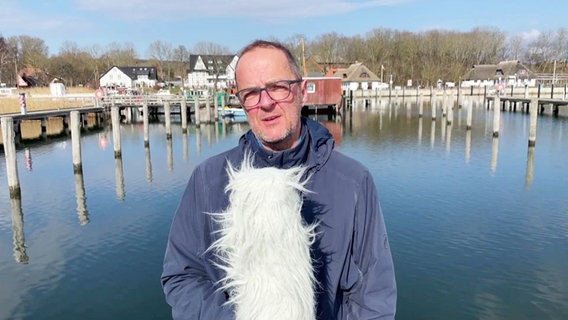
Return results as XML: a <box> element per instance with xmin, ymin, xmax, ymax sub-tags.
<box><xmin>259</xmin><ymin>136</ymin><xmax>293</xmax><ymax>152</ymax></box>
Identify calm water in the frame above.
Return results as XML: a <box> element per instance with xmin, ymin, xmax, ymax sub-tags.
<box><xmin>1</xmin><ymin>97</ymin><xmax>567</xmax><ymax>320</ymax></box>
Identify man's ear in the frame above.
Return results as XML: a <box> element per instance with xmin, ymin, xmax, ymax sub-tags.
<box><xmin>301</xmin><ymin>80</ymin><xmax>308</xmax><ymax>104</ymax></box>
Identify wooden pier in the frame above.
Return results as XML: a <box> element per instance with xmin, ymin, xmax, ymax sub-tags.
<box><xmin>485</xmin><ymin>96</ymin><xmax>568</xmax><ymax>116</ymax></box>
<box><xmin>0</xmin><ymin>93</ymin><xmax>224</xmax><ymax>197</ymax></box>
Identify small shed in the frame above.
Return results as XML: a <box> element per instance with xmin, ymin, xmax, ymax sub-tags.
<box><xmin>302</xmin><ymin>77</ymin><xmax>342</xmax><ymax>115</ymax></box>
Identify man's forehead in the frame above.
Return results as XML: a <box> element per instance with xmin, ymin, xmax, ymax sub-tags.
<box><xmin>236</xmin><ymin>48</ymin><xmax>294</xmax><ymax>86</ymax></box>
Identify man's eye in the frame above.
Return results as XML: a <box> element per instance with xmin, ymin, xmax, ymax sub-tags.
<box><xmin>243</xmin><ymin>91</ymin><xmax>259</xmax><ymax>99</ymax></box>
<box><xmin>269</xmin><ymin>84</ymin><xmax>288</xmax><ymax>91</ymax></box>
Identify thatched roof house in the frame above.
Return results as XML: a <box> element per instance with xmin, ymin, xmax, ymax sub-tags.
<box><xmin>331</xmin><ymin>62</ymin><xmax>381</xmax><ymax>90</ymax></box>
<box><xmin>463</xmin><ymin>60</ymin><xmax>534</xmax><ymax>82</ymax></box>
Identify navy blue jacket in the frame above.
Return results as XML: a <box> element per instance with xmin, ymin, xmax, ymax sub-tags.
<box><xmin>161</xmin><ymin>118</ymin><xmax>396</xmax><ymax>319</ymax></box>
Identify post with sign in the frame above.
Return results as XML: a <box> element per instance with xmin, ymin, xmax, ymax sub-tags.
<box><xmin>95</xmin><ymin>88</ymin><xmax>104</xmax><ymax>107</ymax></box>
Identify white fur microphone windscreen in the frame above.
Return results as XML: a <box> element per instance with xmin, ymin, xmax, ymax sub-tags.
<box><xmin>209</xmin><ymin>156</ymin><xmax>318</xmax><ymax>320</ymax></box>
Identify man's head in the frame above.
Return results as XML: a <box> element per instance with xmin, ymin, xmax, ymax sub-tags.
<box><xmin>235</xmin><ymin>40</ymin><xmax>306</xmax><ymax>152</ymax></box>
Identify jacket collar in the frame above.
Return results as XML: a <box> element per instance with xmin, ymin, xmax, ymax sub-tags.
<box><xmin>238</xmin><ymin>117</ymin><xmax>334</xmax><ymax>171</ymax></box>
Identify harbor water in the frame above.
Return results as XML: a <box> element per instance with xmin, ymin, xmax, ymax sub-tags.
<box><xmin>0</xmin><ymin>97</ymin><xmax>567</xmax><ymax>319</ymax></box>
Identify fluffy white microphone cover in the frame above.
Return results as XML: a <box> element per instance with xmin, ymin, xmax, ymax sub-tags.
<box><xmin>209</xmin><ymin>155</ymin><xmax>318</xmax><ymax>320</ymax></box>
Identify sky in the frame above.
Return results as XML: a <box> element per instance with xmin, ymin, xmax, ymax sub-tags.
<box><xmin>1</xmin><ymin>0</ymin><xmax>567</xmax><ymax>58</ymax></box>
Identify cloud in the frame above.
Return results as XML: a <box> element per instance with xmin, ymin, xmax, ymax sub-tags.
<box><xmin>73</xmin><ymin>0</ymin><xmax>408</xmax><ymax>21</ymax></box>
<box><xmin>0</xmin><ymin>0</ymin><xmax>92</xmax><ymax>36</ymax></box>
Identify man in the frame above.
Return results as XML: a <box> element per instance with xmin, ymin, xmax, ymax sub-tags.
<box><xmin>161</xmin><ymin>40</ymin><xmax>397</xmax><ymax>319</ymax></box>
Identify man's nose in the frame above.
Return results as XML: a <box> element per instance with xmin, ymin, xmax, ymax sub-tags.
<box><xmin>258</xmin><ymin>89</ymin><xmax>275</xmax><ymax>106</ymax></box>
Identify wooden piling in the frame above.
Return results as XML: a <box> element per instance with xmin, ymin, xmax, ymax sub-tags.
<box><xmin>111</xmin><ymin>107</ymin><xmax>122</xmax><ymax>158</ymax></box>
<box><xmin>181</xmin><ymin>99</ymin><xmax>188</xmax><ymax>134</ymax></box>
<box><xmin>70</xmin><ymin>111</ymin><xmax>83</xmax><ymax>174</ymax></box>
<box><xmin>524</xmin><ymin>85</ymin><xmax>529</xmax><ymax>98</ymax></box>
<box><xmin>1</xmin><ymin>117</ymin><xmax>21</xmax><ymax>198</ymax></box>
<box><xmin>446</xmin><ymin>94</ymin><xmax>453</xmax><ymax>125</ymax></box>
<box><xmin>492</xmin><ymin>96</ymin><xmax>500</xmax><ymax>138</ymax></box>
<box><xmin>143</xmin><ymin>102</ymin><xmax>149</xmax><ymax>147</ymax></box>
<box><xmin>418</xmin><ymin>93</ymin><xmax>424</xmax><ymax>118</ymax></box>
<box><xmin>442</xmin><ymin>91</ymin><xmax>447</xmax><ymax>117</ymax></box>
<box><xmin>164</xmin><ymin>101</ymin><xmax>172</xmax><ymax>140</ymax></box>
<box><xmin>195</xmin><ymin>100</ymin><xmax>201</xmax><ymax>127</ymax></box>
<box><xmin>206</xmin><ymin>97</ymin><xmax>212</xmax><ymax>123</ymax></box>
<box><xmin>431</xmin><ymin>95</ymin><xmax>437</xmax><ymax>121</ymax></box>
<box><xmin>528</xmin><ymin>98</ymin><xmax>538</xmax><ymax>147</ymax></box>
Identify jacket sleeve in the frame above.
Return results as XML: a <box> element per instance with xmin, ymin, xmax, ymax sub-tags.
<box><xmin>343</xmin><ymin>171</ymin><xmax>397</xmax><ymax>319</ymax></box>
<box><xmin>161</xmin><ymin>167</ymin><xmax>234</xmax><ymax>320</ymax></box>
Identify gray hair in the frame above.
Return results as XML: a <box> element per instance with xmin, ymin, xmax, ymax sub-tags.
<box><xmin>235</xmin><ymin>40</ymin><xmax>302</xmax><ymax>85</ymax></box>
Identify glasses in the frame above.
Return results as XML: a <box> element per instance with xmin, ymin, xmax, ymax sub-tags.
<box><xmin>236</xmin><ymin>79</ymin><xmax>302</xmax><ymax>109</ymax></box>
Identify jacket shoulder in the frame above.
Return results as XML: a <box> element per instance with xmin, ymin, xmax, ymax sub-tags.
<box><xmin>327</xmin><ymin>150</ymin><xmax>371</xmax><ymax>181</ymax></box>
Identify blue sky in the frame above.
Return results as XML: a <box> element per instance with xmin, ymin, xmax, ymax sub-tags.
<box><xmin>1</xmin><ymin>0</ymin><xmax>566</xmax><ymax>58</ymax></box>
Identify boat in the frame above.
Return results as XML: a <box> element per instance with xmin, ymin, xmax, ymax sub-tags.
<box><xmin>218</xmin><ymin>105</ymin><xmax>246</xmax><ymax>118</ymax></box>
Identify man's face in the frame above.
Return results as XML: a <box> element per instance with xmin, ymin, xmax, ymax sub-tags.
<box><xmin>235</xmin><ymin>47</ymin><xmax>305</xmax><ymax>152</ymax></box>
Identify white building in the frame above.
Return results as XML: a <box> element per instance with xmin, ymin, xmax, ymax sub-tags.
<box><xmin>185</xmin><ymin>54</ymin><xmax>238</xmax><ymax>90</ymax></box>
<box><xmin>99</xmin><ymin>66</ymin><xmax>158</xmax><ymax>88</ymax></box>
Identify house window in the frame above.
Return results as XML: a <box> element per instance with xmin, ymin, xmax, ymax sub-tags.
<box><xmin>496</xmin><ymin>69</ymin><xmax>504</xmax><ymax>76</ymax></box>
<box><xmin>307</xmin><ymin>82</ymin><xmax>316</xmax><ymax>93</ymax></box>
<box><xmin>360</xmin><ymin>72</ymin><xmax>370</xmax><ymax>78</ymax></box>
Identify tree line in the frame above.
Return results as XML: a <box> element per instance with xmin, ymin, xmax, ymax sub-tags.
<box><xmin>0</xmin><ymin>27</ymin><xmax>566</xmax><ymax>88</ymax></box>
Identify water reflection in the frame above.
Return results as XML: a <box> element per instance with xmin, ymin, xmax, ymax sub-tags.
<box><xmin>115</xmin><ymin>154</ymin><xmax>125</xmax><ymax>200</ymax></box>
<box><xmin>145</xmin><ymin>145</ymin><xmax>153</xmax><ymax>182</ymax></box>
<box><xmin>1</xmin><ymin>97</ymin><xmax>567</xmax><ymax>320</ymax></box>
<box><xmin>196</xmin><ymin>127</ymin><xmax>202</xmax><ymax>154</ymax></box>
<box><xmin>491</xmin><ymin>137</ymin><xmax>499</xmax><ymax>174</ymax></box>
<box><xmin>10</xmin><ymin>196</ymin><xmax>28</xmax><ymax>264</ymax></box>
<box><xmin>417</xmin><ymin>117</ymin><xmax>423</xmax><ymax>144</ymax></box>
<box><xmin>445</xmin><ymin>123</ymin><xmax>453</xmax><ymax>153</ymax></box>
<box><xmin>167</xmin><ymin>137</ymin><xmax>173</xmax><ymax>171</ymax></box>
<box><xmin>182</xmin><ymin>133</ymin><xmax>189</xmax><ymax>161</ymax></box>
<box><xmin>465</xmin><ymin>130</ymin><xmax>472</xmax><ymax>164</ymax></box>
<box><xmin>525</xmin><ymin>146</ymin><xmax>535</xmax><ymax>187</ymax></box>
<box><xmin>74</xmin><ymin>171</ymin><xmax>89</xmax><ymax>225</ymax></box>
<box><xmin>430</xmin><ymin>120</ymin><xmax>436</xmax><ymax>149</ymax></box>
<box><xmin>24</xmin><ymin>148</ymin><xmax>32</xmax><ymax>171</ymax></box>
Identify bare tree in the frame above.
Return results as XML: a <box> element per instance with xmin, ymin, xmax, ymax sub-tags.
<box><xmin>101</xmin><ymin>42</ymin><xmax>138</xmax><ymax>70</ymax></box>
<box><xmin>172</xmin><ymin>45</ymin><xmax>190</xmax><ymax>84</ymax></box>
<box><xmin>12</xmin><ymin>35</ymin><xmax>49</xmax><ymax>70</ymax></box>
<box><xmin>0</xmin><ymin>35</ymin><xmax>15</xmax><ymax>85</ymax></box>
<box><xmin>147</xmin><ymin>40</ymin><xmax>173</xmax><ymax>82</ymax></box>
